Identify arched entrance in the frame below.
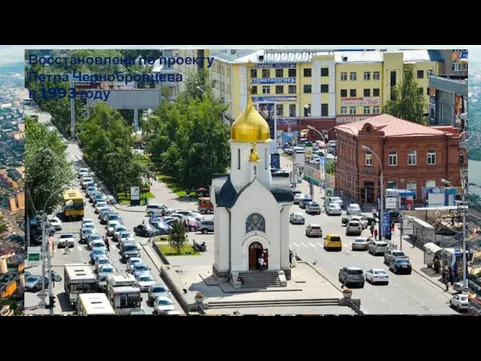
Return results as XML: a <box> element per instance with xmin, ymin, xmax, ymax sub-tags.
<box><xmin>248</xmin><ymin>242</ymin><xmax>268</xmax><ymax>270</ymax></box>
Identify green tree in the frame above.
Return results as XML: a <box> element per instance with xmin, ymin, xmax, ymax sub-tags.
<box><xmin>25</xmin><ymin>117</ymin><xmax>74</xmax><ymax>216</ymax></box>
<box><xmin>167</xmin><ymin>220</ymin><xmax>188</xmax><ymax>255</ymax></box>
<box><xmin>384</xmin><ymin>65</ymin><xmax>426</xmax><ymax>124</ymax></box>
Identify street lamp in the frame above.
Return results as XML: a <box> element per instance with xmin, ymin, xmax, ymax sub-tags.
<box><xmin>362</xmin><ymin>146</ymin><xmax>384</xmax><ymax>242</ymax></box>
<box><xmin>307</xmin><ymin>125</ymin><xmax>329</xmax><ymax>191</ymax></box>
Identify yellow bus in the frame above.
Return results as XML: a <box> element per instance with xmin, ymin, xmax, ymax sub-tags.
<box><xmin>63</xmin><ymin>189</ymin><xmax>84</xmax><ymax>219</ymax></box>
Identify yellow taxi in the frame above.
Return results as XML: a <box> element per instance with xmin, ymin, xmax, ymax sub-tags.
<box><xmin>323</xmin><ymin>234</ymin><xmax>343</xmax><ymax>251</ymax></box>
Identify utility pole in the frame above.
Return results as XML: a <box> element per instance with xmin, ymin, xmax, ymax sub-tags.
<box><xmin>70</xmin><ymin>80</ymin><xmax>76</xmax><ymax>139</ymax></box>
<box><xmin>38</xmin><ymin>212</ymin><xmax>47</xmax><ymax>308</ymax></box>
<box><xmin>399</xmin><ymin>212</ymin><xmax>403</xmax><ymax>251</ymax></box>
<box><xmin>461</xmin><ymin>168</ymin><xmax>467</xmax><ymax>292</ymax></box>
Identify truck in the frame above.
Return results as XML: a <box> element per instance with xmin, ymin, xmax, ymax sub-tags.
<box><xmin>383</xmin><ymin>250</ymin><xmax>408</xmax><ymax>265</ymax></box>
<box><xmin>106</xmin><ymin>273</ymin><xmax>142</xmax><ymax>315</ymax></box>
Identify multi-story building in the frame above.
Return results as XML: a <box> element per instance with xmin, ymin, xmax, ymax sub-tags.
<box><xmin>335</xmin><ymin>114</ymin><xmax>466</xmax><ymax>206</ymax></box>
<box><xmin>428</xmin><ymin>76</ymin><xmax>468</xmax><ymax>127</ymax></box>
<box><xmin>8</xmin><ymin>197</ymin><xmax>17</xmax><ymax>213</ymax></box>
<box><xmin>437</xmin><ymin>50</ymin><xmax>468</xmax><ymax>79</ymax></box>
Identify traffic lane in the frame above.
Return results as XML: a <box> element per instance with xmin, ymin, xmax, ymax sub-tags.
<box><xmin>206</xmin><ymin>306</ymin><xmax>356</xmax><ymax>315</ymax></box>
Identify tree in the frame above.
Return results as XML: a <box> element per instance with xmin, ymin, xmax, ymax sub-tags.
<box><xmin>167</xmin><ymin>220</ymin><xmax>188</xmax><ymax>255</ymax></box>
<box><xmin>383</xmin><ymin>65</ymin><xmax>426</xmax><ymax>124</ymax></box>
<box><xmin>25</xmin><ymin>117</ymin><xmax>74</xmax><ymax>217</ymax></box>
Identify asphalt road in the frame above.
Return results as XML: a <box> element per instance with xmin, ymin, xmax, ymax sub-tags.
<box><xmin>281</xmin><ymin>156</ymin><xmax>458</xmax><ymax>315</ymax></box>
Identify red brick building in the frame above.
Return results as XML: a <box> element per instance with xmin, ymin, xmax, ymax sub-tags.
<box><xmin>335</xmin><ymin>114</ymin><xmax>466</xmax><ymax>205</ymax></box>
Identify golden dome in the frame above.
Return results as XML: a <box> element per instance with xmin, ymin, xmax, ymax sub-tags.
<box><xmin>231</xmin><ymin>97</ymin><xmax>271</xmax><ymax>143</ymax></box>
<box><xmin>249</xmin><ymin>142</ymin><xmax>260</xmax><ymax>162</ymax></box>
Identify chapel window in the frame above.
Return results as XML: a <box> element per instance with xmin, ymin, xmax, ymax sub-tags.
<box><xmin>246</xmin><ymin>213</ymin><xmax>266</xmax><ymax>233</ymax></box>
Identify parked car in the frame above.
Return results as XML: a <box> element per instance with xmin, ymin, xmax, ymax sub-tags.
<box><xmin>94</xmin><ymin>201</ymin><xmax>109</xmax><ymax>214</ymax></box>
<box><xmin>134</xmin><ymin>223</ymin><xmax>162</xmax><ymax>237</ymax></box>
<box><xmin>86</xmin><ymin>234</ymin><xmax>103</xmax><ymax>250</ymax></box>
<box><xmin>106</xmin><ymin>220</ymin><xmax>121</xmax><ymax>236</ymax></box>
<box><xmin>113</xmin><ymin>224</ymin><xmax>129</xmax><ymax>242</ymax></box>
<box><xmin>299</xmin><ymin>198</ymin><xmax>313</xmax><ymax>209</ymax></box>
<box><xmin>81</xmin><ymin>218</ymin><xmax>95</xmax><ymax>228</ymax></box>
<box><xmin>99</xmin><ymin>210</ymin><xmax>111</xmax><ymax>224</ymax></box>
<box><xmin>198</xmin><ymin>220</ymin><xmax>214</xmax><ymax>234</ymax></box>
<box><xmin>173</xmin><ymin>209</ymin><xmax>203</xmax><ymax>222</ymax></box>
<box><xmin>127</xmin><ymin>257</ymin><xmax>144</xmax><ymax>272</ymax></box>
<box><xmin>450</xmin><ymin>294</ymin><xmax>469</xmax><ymax>312</ymax></box>
<box><xmin>305</xmin><ymin>224</ymin><xmax>323</xmax><ymax>238</ymax></box>
<box><xmin>365</xmin><ymin>269</ymin><xmax>389</xmax><ymax>285</ymax></box>
<box><xmin>351</xmin><ymin>237</ymin><xmax>371</xmax><ymax>251</ymax></box>
<box><xmin>153</xmin><ymin>297</ymin><xmax>175</xmax><ymax>315</ymax></box>
<box><xmin>24</xmin><ymin>275</ymin><xmax>49</xmax><ymax>292</ymax></box>
<box><xmin>80</xmin><ymin>176</ymin><xmax>93</xmax><ymax>189</ymax></box>
<box><xmin>80</xmin><ymin>227</ymin><xmax>98</xmax><ymax>243</ymax></box>
<box><xmin>131</xmin><ymin>263</ymin><xmax>151</xmax><ymax>278</ymax></box>
<box><xmin>383</xmin><ymin>250</ymin><xmax>408</xmax><ymax>265</ymax></box>
<box><xmin>95</xmin><ymin>256</ymin><xmax>112</xmax><ymax>273</ymax></box>
<box><xmin>346</xmin><ymin>203</ymin><xmax>361</xmax><ymax>215</ymax></box>
<box><xmin>90</xmin><ymin>248</ymin><xmax>107</xmax><ymax>265</ymax></box>
<box><xmin>119</xmin><ymin>232</ymin><xmax>135</xmax><ymax>246</ymax></box>
<box><xmin>121</xmin><ymin>241</ymin><xmax>141</xmax><ymax>261</ymax></box>
<box><xmin>326</xmin><ymin>203</ymin><xmax>342</xmax><ymax>216</ymax></box>
<box><xmin>368</xmin><ymin>241</ymin><xmax>388</xmax><ymax>256</ymax></box>
<box><xmin>325</xmin><ymin>196</ymin><xmax>343</xmax><ymax>209</ymax></box>
<box><xmin>338</xmin><ymin>266</ymin><xmax>365</xmax><ymax>288</ymax></box>
<box><xmin>305</xmin><ymin>202</ymin><xmax>321</xmax><ymax>215</ymax></box>
<box><xmin>90</xmin><ymin>239</ymin><xmax>107</xmax><ymax>252</ymax></box>
<box><xmin>289</xmin><ymin>212</ymin><xmax>305</xmax><ymax>225</ymax></box>
<box><xmin>293</xmin><ymin>193</ymin><xmax>308</xmax><ymax>205</ymax></box>
<box><xmin>58</xmin><ymin>233</ymin><xmax>75</xmax><ymax>248</ymax></box>
<box><xmin>453</xmin><ymin>281</ymin><xmax>469</xmax><ymax>294</ymax></box>
<box><xmin>388</xmin><ymin>258</ymin><xmax>412</xmax><ymax>274</ymax></box>
<box><xmin>86</xmin><ymin>185</ymin><xmax>98</xmax><ymax>199</ymax></box>
<box><xmin>346</xmin><ymin>220</ymin><xmax>362</xmax><ymax>236</ymax></box>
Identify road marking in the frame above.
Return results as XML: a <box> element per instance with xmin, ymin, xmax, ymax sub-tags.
<box><xmin>292</xmin><ymin>242</ymin><xmax>300</xmax><ymax>247</ymax></box>
<box><xmin>394</xmin><ymin>283</ymin><xmax>399</xmax><ymax>288</ymax></box>
<box><xmin>390</xmin><ymin>305</ymin><xmax>394</xmax><ymax>309</ymax></box>
<box><xmin>308</xmin><ymin>242</ymin><xmax>317</xmax><ymax>248</ymax></box>
<box><xmin>325</xmin><ymin>257</ymin><xmax>330</xmax><ymax>260</ymax></box>
<box><xmin>403</xmin><ymin>289</ymin><xmax>408</xmax><ymax>293</ymax></box>
<box><xmin>316</xmin><ymin>243</ymin><xmax>323</xmax><ymax>247</ymax></box>
<box><xmin>76</xmin><ymin>246</ymin><xmax>83</xmax><ymax>251</ymax></box>
<box><xmin>429</xmin><ymin>308</ymin><xmax>435</xmax><ymax>312</ymax></box>
<box><xmin>342</xmin><ymin>243</ymin><xmax>349</xmax><ymax>248</ymax></box>
<box><xmin>300</xmin><ymin>243</ymin><xmax>308</xmax><ymax>247</ymax></box>
<box><xmin>381</xmin><ymin>298</ymin><xmax>386</xmax><ymax>302</ymax></box>
<box><xmin>332</xmin><ymin>261</ymin><xmax>336</xmax><ymax>264</ymax></box>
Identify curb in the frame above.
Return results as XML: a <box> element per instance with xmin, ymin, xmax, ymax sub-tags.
<box><xmin>413</xmin><ymin>268</ymin><xmax>446</xmax><ymax>291</ymax></box>
<box><xmin>300</xmin><ymin>261</ymin><xmax>343</xmax><ymax>292</ymax></box>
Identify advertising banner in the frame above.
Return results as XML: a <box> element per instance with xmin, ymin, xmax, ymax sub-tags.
<box><xmin>254</xmin><ymin>63</ymin><xmax>296</xmax><ymax>69</ymax></box>
<box><xmin>381</xmin><ymin>212</ymin><xmax>391</xmax><ymax>240</ymax></box>
<box><xmin>305</xmin><ymin>142</ymin><xmax>313</xmax><ymax>159</ymax></box>
<box><xmin>252</xmin><ymin>78</ymin><xmax>296</xmax><ymax>85</ymax></box>
<box><xmin>341</xmin><ymin>97</ymin><xmax>380</xmax><ymax>107</ymax></box>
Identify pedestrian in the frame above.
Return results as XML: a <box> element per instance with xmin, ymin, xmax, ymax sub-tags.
<box><xmin>142</xmin><ymin>220</ymin><xmax>145</xmax><ymax>225</ymax></box>
<box><xmin>445</xmin><ymin>274</ymin><xmax>450</xmax><ymax>291</ymax></box>
<box><xmin>369</xmin><ymin>225</ymin><xmax>374</xmax><ymax>237</ymax></box>
<box><xmin>51</xmin><ymin>271</ymin><xmax>56</xmax><ymax>288</ymax></box>
<box><xmin>373</xmin><ymin>228</ymin><xmax>378</xmax><ymax>241</ymax></box>
<box><xmin>258</xmin><ymin>255</ymin><xmax>265</xmax><ymax>272</ymax></box>
<box><xmin>289</xmin><ymin>250</ymin><xmax>293</xmax><ymax>267</ymax></box>
<box><xmin>412</xmin><ymin>236</ymin><xmax>416</xmax><ymax>248</ymax></box>
<box><xmin>104</xmin><ymin>236</ymin><xmax>110</xmax><ymax>251</ymax></box>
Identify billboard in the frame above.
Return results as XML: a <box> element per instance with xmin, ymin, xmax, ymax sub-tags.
<box><xmin>381</xmin><ymin>212</ymin><xmax>391</xmax><ymax>240</ymax></box>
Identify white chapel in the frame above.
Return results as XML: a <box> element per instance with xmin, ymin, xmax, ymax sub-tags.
<box><xmin>210</xmin><ymin>87</ymin><xmax>294</xmax><ymax>287</ymax></box>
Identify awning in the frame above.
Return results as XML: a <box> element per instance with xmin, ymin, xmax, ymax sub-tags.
<box><xmin>423</xmin><ymin>242</ymin><xmax>442</xmax><ymax>254</ymax></box>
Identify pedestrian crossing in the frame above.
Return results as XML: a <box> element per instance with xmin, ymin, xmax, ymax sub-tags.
<box><xmin>291</xmin><ymin>241</ymin><xmax>352</xmax><ymax>249</ymax></box>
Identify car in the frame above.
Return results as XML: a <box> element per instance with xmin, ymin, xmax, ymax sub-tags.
<box><xmin>95</xmin><ymin>256</ymin><xmax>112</xmax><ymax>272</ymax></box>
<box><xmin>305</xmin><ymin>224</ymin><xmax>323</xmax><ymax>238</ymax></box>
<box><xmin>346</xmin><ymin>221</ymin><xmax>362</xmax><ymax>236</ymax></box>
<box><xmin>80</xmin><ymin>176</ymin><xmax>93</xmax><ymax>189</ymax></box>
<box><xmin>324</xmin><ymin>234</ymin><xmax>342</xmax><ymax>251</ymax></box>
<box><xmin>90</xmin><ymin>239</ymin><xmax>107</xmax><ymax>252</ymax></box>
<box><xmin>453</xmin><ymin>281</ymin><xmax>469</xmax><ymax>294</ymax></box>
<box><xmin>48</xmin><ymin>216</ymin><xmax>62</xmax><ymax>231</ymax></box>
<box><xmin>184</xmin><ymin>216</ymin><xmax>199</xmax><ymax>231</ymax></box>
<box><xmin>107</xmin><ymin>213</ymin><xmax>123</xmax><ymax>224</ymax></box>
<box><xmin>134</xmin><ymin>223</ymin><xmax>162</xmax><ymax>237</ymax></box>
<box><xmin>346</xmin><ymin>203</ymin><xmax>361</xmax><ymax>215</ymax></box>
<box><xmin>151</xmin><ymin>222</ymin><xmax>171</xmax><ymax>235</ymax></box>
<box><xmin>349</xmin><ymin>216</ymin><xmax>369</xmax><ymax>229</ymax></box>
<box><xmin>351</xmin><ymin>237</ymin><xmax>371</xmax><ymax>251</ymax></box>
<box><xmin>93</xmin><ymin>192</ymin><xmax>107</xmax><ymax>205</ymax></box>
<box><xmin>146</xmin><ymin>204</ymin><xmax>173</xmax><ymax>217</ymax></box>
<box><xmin>383</xmin><ymin>250</ymin><xmax>408</xmax><ymax>265</ymax></box>
<box><xmin>173</xmin><ymin>209</ymin><xmax>203</xmax><ymax>221</ymax></box>
<box><xmin>90</xmin><ymin>248</ymin><xmax>107</xmax><ymax>264</ymax></box>
<box><xmin>121</xmin><ymin>241</ymin><xmax>141</xmax><ymax>261</ymax></box>
<box><xmin>289</xmin><ymin>212</ymin><xmax>305</xmax><ymax>225</ymax></box>
<box><xmin>198</xmin><ymin>220</ymin><xmax>214</xmax><ymax>234</ymax></box>
<box><xmin>86</xmin><ymin>234</ymin><xmax>103</xmax><ymax>249</ymax></box>
<box><xmin>326</xmin><ymin>203</ymin><xmax>342</xmax><ymax>215</ymax></box>
<box><xmin>325</xmin><ymin>196</ymin><xmax>343</xmax><ymax>209</ymax></box>
<box><xmin>86</xmin><ymin>185</ymin><xmax>98</xmax><ymax>199</ymax></box>
<box><xmin>80</xmin><ymin>227</ymin><xmax>98</xmax><ymax>243</ymax></box>
<box><xmin>368</xmin><ymin>241</ymin><xmax>388</xmax><ymax>256</ymax></box>
<box><xmin>388</xmin><ymin>258</ymin><xmax>412</xmax><ymax>274</ymax></box>
<box><xmin>99</xmin><ymin>210</ymin><xmax>111</xmax><ymax>224</ymax></box>
<box><xmin>299</xmin><ymin>198</ymin><xmax>313</xmax><ymax>209</ymax></box>
<box><xmin>119</xmin><ymin>232</ymin><xmax>135</xmax><ymax>246</ymax></box>
<box><xmin>77</xmin><ymin>168</ymin><xmax>89</xmax><ymax>179</ymax></box>
<box><xmin>127</xmin><ymin>257</ymin><xmax>144</xmax><ymax>272</ymax></box>
<box><xmin>365</xmin><ymin>269</ymin><xmax>389</xmax><ymax>285</ymax></box>
<box><xmin>131</xmin><ymin>263</ymin><xmax>151</xmax><ymax>278</ymax></box>
<box><xmin>148</xmin><ymin>284</ymin><xmax>171</xmax><ymax>304</ymax></box>
<box><xmin>293</xmin><ymin>193</ymin><xmax>308</xmax><ymax>204</ymax></box>
<box><xmin>338</xmin><ymin>266</ymin><xmax>365</xmax><ymax>288</ymax></box>
<box><xmin>58</xmin><ymin>233</ymin><xmax>75</xmax><ymax>248</ymax></box>
<box><xmin>94</xmin><ymin>201</ymin><xmax>109</xmax><ymax>214</ymax></box>
<box><xmin>137</xmin><ymin>274</ymin><xmax>156</xmax><ymax>292</ymax></box>
<box><xmin>24</xmin><ymin>275</ymin><xmax>49</xmax><ymax>292</ymax></box>
<box><xmin>113</xmin><ymin>224</ymin><xmax>129</xmax><ymax>242</ymax></box>
<box><xmin>81</xmin><ymin>218</ymin><xmax>95</xmax><ymax>228</ymax></box>
<box><xmin>153</xmin><ymin>297</ymin><xmax>176</xmax><ymax>315</ymax></box>
<box><xmin>106</xmin><ymin>220</ymin><xmax>121</xmax><ymax>236</ymax></box>
<box><xmin>305</xmin><ymin>202</ymin><xmax>321</xmax><ymax>214</ymax></box>
<box><xmin>169</xmin><ymin>214</ymin><xmax>185</xmax><ymax>221</ymax></box>
<box><xmin>129</xmin><ymin>309</ymin><xmax>147</xmax><ymax>315</ymax></box>
<box><xmin>450</xmin><ymin>294</ymin><xmax>469</xmax><ymax>312</ymax></box>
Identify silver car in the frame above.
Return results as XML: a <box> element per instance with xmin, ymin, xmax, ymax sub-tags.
<box><xmin>346</xmin><ymin>203</ymin><xmax>361</xmax><ymax>215</ymax></box>
<box><xmin>198</xmin><ymin>220</ymin><xmax>214</xmax><ymax>234</ymax></box>
<box><xmin>339</xmin><ymin>266</ymin><xmax>365</xmax><ymax>288</ymax></box>
<box><xmin>289</xmin><ymin>212</ymin><xmax>305</xmax><ymax>224</ymax></box>
<box><xmin>368</xmin><ymin>241</ymin><xmax>389</xmax><ymax>256</ymax></box>
<box><xmin>306</xmin><ymin>202</ymin><xmax>321</xmax><ymax>215</ymax></box>
<box><xmin>346</xmin><ymin>221</ymin><xmax>362</xmax><ymax>236</ymax></box>
<box><xmin>351</xmin><ymin>237</ymin><xmax>371</xmax><ymax>251</ymax></box>
<box><xmin>326</xmin><ymin>203</ymin><xmax>342</xmax><ymax>216</ymax></box>
<box><xmin>305</xmin><ymin>224</ymin><xmax>322</xmax><ymax>237</ymax></box>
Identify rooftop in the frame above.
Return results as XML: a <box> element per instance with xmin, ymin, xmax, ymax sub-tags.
<box><xmin>335</xmin><ymin>114</ymin><xmax>450</xmax><ymax>138</ymax></box>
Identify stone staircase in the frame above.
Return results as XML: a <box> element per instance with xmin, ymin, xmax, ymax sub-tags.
<box><xmin>208</xmin><ymin>298</ymin><xmax>340</xmax><ymax>309</ymax></box>
<box><xmin>238</xmin><ymin>271</ymin><xmax>281</xmax><ymax>289</ymax></box>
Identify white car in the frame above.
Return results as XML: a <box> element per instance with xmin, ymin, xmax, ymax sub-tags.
<box><xmin>127</xmin><ymin>257</ymin><xmax>144</xmax><ymax>272</ymax></box>
<box><xmin>350</xmin><ymin>215</ymin><xmax>368</xmax><ymax>229</ymax></box>
<box><xmin>450</xmin><ymin>294</ymin><xmax>469</xmax><ymax>312</ymax></box>
<box><xmin>113</xmin><ymin>225</ymin><xmax>129</xmax><ymax>241</ymax></box>
<box><xmin>169</xmin><ymin>213</ymin><xmax>185</xmax><ymax>220</ymax></box>
<box><xmin>289</xmin><ymin>212</ymin><xmax>305</xmax><ymax>225</ymax></box>
<box><xmin>326</xmin><ymin>203</ymin><xmax>342</xmax><ymax>215</ymax></box>
<box><xmin>174</xmin><ymin>209</ymin><xmax>203</xmax><ymax>221</ymax></box>
<box><xmin>94</xmin><ymin>201</ymin><xmax>109</xmax><ymax>214</ymax></box>
<box><xmin>91</xmin><ymin>239</ymin><xmax>106</xmax><ymax>251</ymax></box>
<box><xmin>137</xmin><ymin>274</ymin><xmax>156</xmax><ymax>292</ymax></box>
<box><xmin>95</xmin><ymin>256</ymin><xmax>112</xmax><ymax>272</ymax></box>
<box><xmin>82</xmin><ymin>218</ymin><xmax>95</xmax><ymax>228</ymax></box>
<box><xmin>81</xmin><ymin>176</ymin><xmax>93</xmax><ymax>188</ymax></box>
<box><xmin>346</xmin><ymin>204</ymin><xmax>361</xmax><ymax>215</ymax></box>
<box><xmin>293</xmin><ymin>193</ymin><xmax>308</xmax><ymax>204</ymax></box>
<box><xmin>365</xmin><ymin>269</ymin><xmax>389</xmax><ymax>285</ymax></box>
<box><xmin>58</xmin><ymin>233</ymin><xmax>75</xmax><ymax>248</ymax></box>
<box><xmin>78</xmin><ymin>168</ymin><xmax>89</xmax><ymax>178</ymax></box>
<box><xmin>346</xmin><ymin>221</ymin><xmax>362</xmax><ymax>236</ymax></box>
<box><xmin>106</xmin><ymin>220</ymin><xmax>121</xmax><ymax>235</ymax></box>
<box><xmin>153</xmin><ymin>297</ymin><xmax>176</xmax><ymax>315</ymax></box>
<box><xmin>48</xmin><ymin>216</ymin><xmax>62</xmax><ymax>231</ymax></box>
<box><xmin>351</xmin><ymin>237</ymin><xmax>371</xmax><ymax>251</ymax></box>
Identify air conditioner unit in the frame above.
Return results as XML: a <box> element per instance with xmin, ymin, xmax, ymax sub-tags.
<box><xmin>258</xmin><ymin>55</ymin><xmax>264</xmax><ymax>61</ymax></box>
<box><xmin>342</xmin><ymin>56</ymin><xmax>348</xmax><ymax>62</ymax></box>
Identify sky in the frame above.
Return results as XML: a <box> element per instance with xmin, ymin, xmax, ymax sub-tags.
<box><xmin>0</xmin><ymin>45</ymin><xmax>479</xmax><ymax>65</ymax></box>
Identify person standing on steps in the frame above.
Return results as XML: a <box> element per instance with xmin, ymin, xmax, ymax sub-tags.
<box><xmin>258</xmin><ymin>255</ymin><xmax>264</xmax><ymax>272</ymax></box>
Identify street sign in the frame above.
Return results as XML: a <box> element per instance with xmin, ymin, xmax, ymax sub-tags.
<box><xmin>130</xmin><ymin>187</ymin><xmax>140</xmax><ymax>201</ymax></box>
<box><xmin>27</xmin><ymin>247</ymin><xmax>41</xmax><ymax>267</ymax></box>
<box><xmin>455</xmin><ymin>247</ymin><xmax>463</xmax><ymax>257</ymax></box>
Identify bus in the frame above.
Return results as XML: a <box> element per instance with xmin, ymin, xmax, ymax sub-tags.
<box><xmin>106</xmin><ymin>273</ymin><xmax>142</xmax><ymax>314</ymax></box>
<box><xmin>64</xmin><ymin>264</ymin><xmax>97</xmax><ymax>305</ymax></box>
<box><xmin>63</xmin><ymin>189</ymin><xmax>85</xmax><ymax>219</ymax></box>
<box><xmin>77</xmin><ymin>293</ymin><xmax>115</xmax><ymax>315</ymax></box>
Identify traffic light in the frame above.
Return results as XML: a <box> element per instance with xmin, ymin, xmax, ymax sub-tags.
<box><xmin>49</xmin><ymin>296</ymin><xmax>56</xmax><ymax>309</ymax></box>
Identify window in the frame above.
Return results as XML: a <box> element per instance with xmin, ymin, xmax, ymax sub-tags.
<box><xmin>340</xmin><ymin>72</ymin><xmax>347</xmax><ymax>81</ymax></box>
<box><xmin>372</xmin><ymin>106</ymin><xmax>380</xmax><ymax>114</ymax></box>
<box><xmin>427</xmin><ymin>150</ymin><xmax>436</xmax><ymax>165</ymax></box>
<box><xmin>245</xmin><ymin>213</ymin><xmax>266</xmax><ymax>233</ymax></box>
<box><xmin>390</xmin><ymin>71</ymin><xmax>396</xmax><ymax>87</ymax></box>
<box><xmin>363</xmin><ymin>106</ymin><xmax>370</xmax><ymax>114</ymax></box>
<box><xmin>237</xmin><ymin>149</ymin><xmax>241</xmax><ymax>170</ymax></box>
<box><xmin>251</xmin><ymin>69</ymin><xmax>257</xmax><ymax>78</ymax></box>
<box><xmin>365</xmin><ymin>151</ymin><xmax>372</xmax><ymax>166</ymax></box>
<box><xmin>321</xmin><ymin>84</ymin><xmax>329</xmax><ymax>93</ymax></box>
<box><xmin>303</xmin><ymin>68</ymin><xmax>312</xmax><ymax>77</ymax></box>
<box><xmin>426</xmin><ymin>180</ymin><xmax>436</xmax><ymax>187</ymax></box>
<box><xmin>262</xmin><ymin>86</ymin><xmax>270</xmax><ymax>94</ymax></box>
<box><xmin>303</xmin><ymin>85</ymin><xmax>312</xmax><ymax>94</ymax></box>
<box><xmin>321</xmin><ymin>67</ymin><xmax>329</xmax><ymax>77</ymax></box>
<box><xmin>289</xmin><ymin>104</ymin><xmax>296</xmax><ymax>117</ymax></box>
<box><xmin>417</xmin><ymin>70</ymin><xmax>424</xmax><ymax>79</ymax></box>
<box><xmin>275</xmin><ymin>85</ymin><xmax>284</xmax><ymax>94</ymax></box>
<box><xmin>262</xmin><ymin>69</ymin><xmax>270</xmax><ymax>78</ymax></box>
<box><xmin>427</xmin><ymin>87</ymin><xmax>430</xmax><ymax>96</ymax></box>
<box><xmin>388</xmin><ymin>151</ymin><xmax>397</xmax><ymax>166</ymax></box>
<box><xmin>303</xmin><ymin>104</ymin><xmax>311</xmax><ymax>117</ymax></box>
<box><xmin>350</xmin><ymin>89</ymin><xmax>357</xmax><ymax>97</ymax></box>
<box><xmin>276</xmin><ymin>104</ymin><xmax>283</xmax><ymax>117</ymax></box>
<box><xmin>349</xmin><ymin>107</ymin><xmax>356</xmax><ymax>114</ymax></box>
<box><xmin>340</xmin><ymin>107</ymin><xmax>347</xmax><ymax>114</ymax></box>
<box><xmin>340</xmin><ymin>89</ymin><xmax>347</xmax><ymax>97</ymax></box>
<box><xmin>364</xmin><ymin>72</ymin><xmax>371</xmax><ymax>80</ymax></box>
<box><xmin>251</xmin><ymin>86</ymin><xmax>258</xmax><ymax>95</ymax></box>
<box><xmin>387</xmin><ymin>181</ymin><xmax>397</xmax><ymax>189</ymax></box>
<box><xmin>275</xmin><ymin>69</ymin><xmax>283</xmax><ymax>78</ymax></box>
<box><xmin>350</xmin><ymin>72</ymin><xmax>357</xmax><ymax>81</ymax></box>
<box><xmin>418</xmin><ymin>87</ymin><xmax>423</xmax><ymax>95</ymax></box>
<box><xmin>288</xmin><ymin>85</ymin><xmax>296</xmax><ymax>94</ymax></box>
<box><xmin>288</xmin><ymin>68</ymin><xmax>296</xmax><ymax>77</ymax></box>
<box><xmin>406</xmin><ymin>182</ymin><xmax>417</xmax><ymax>199</ymax></box>
<box><xmin>373</xmin><ymin>71</ymin><xmax>380</xmax><ymax>80</ymax></box>
<box><xmin>373</xmin><ymin>88</ymin><xmax>380</xmax><ymax>97</ymax></box>
<box><xmin>321</xmin><ymin>104</ymin><xmax>328</xmax><ymax>117</ymax></box>
<box><xmin>363</xmin><ymin>89</ymin><xmax>371</xmax><ymax>97</ymax></box>
<box><xmin>407</xmin><ymin>150</ymin><xmax>417</xmax><ymax>165</ymax></box>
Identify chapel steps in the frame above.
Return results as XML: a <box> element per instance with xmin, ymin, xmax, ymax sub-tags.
<box><xmin>208</xmin><ymin>298</ymin><xmax>340</xmax><ymax>309</ymax></box>
<box><xmin>238</xmin><ymin>271</ymin><xmax>281</xmax><ymax>289</ymax></box>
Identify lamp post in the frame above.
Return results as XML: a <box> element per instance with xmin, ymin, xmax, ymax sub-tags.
<box><xmin>362</xmin><ymin>146</ymin><xmax>384</xmax><ymax>242</ymax></box>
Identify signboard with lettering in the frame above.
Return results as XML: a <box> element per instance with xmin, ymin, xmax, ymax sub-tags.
<box><xmin>305</xmin><ymin>142</ymin><xmax>313</xmax><ymax>159</ymax></box>
<box><xmin>360</xmin><ymin>168</ymin><xmax>376</xmax><ymax>174</ymax></box>
<box><xmin>341</xmin><ymin>97</ymin><xmax>380</xmax><ymax>107</ymax></box>
<box><xmin>252</xmin><ymin>78</ymin><xmax>296</xmax><ymax>85</ymax></box>
<box><xmin>385</xmin><ymin>196</ymin><xmax>397</xmax><ymax>210</ymax></box>
<box><xmin>27</xmin><ymin>247</ymin><xmax>41</xmax><ymax>267</ymax></box>
<box><xmin>336</xmin><ymin>116</ymin><xmax>369</xmax><ymax>123</ymax></box>
<box><xmin>382</xmin><ymin>212</ymin><xmax>391</xmax><ymax>240</ymax></box>
<box><xmin>254</xmin><ymin>63</ymin><xmax>296</xmax><ymax>69</ymax></box>
<box><xmin>253</xmin><ymin>96</ymin><xmax>296</xmax><ymax>103</ymax></box>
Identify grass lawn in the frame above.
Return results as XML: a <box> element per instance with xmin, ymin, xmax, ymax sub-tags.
<box><xmin>156</xmin><ymin>242</ymin><xmax>199</xmax><ymax>256</ymax></box>
<box><xmin>118</xmin><ymin>191</ymin><xmax>155</xmax><ymax>205</ymax></box>
<box><xmin>157</xmin><ymin>174</ymin><xmax>197</xmax><ymax>198</ymax></box>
